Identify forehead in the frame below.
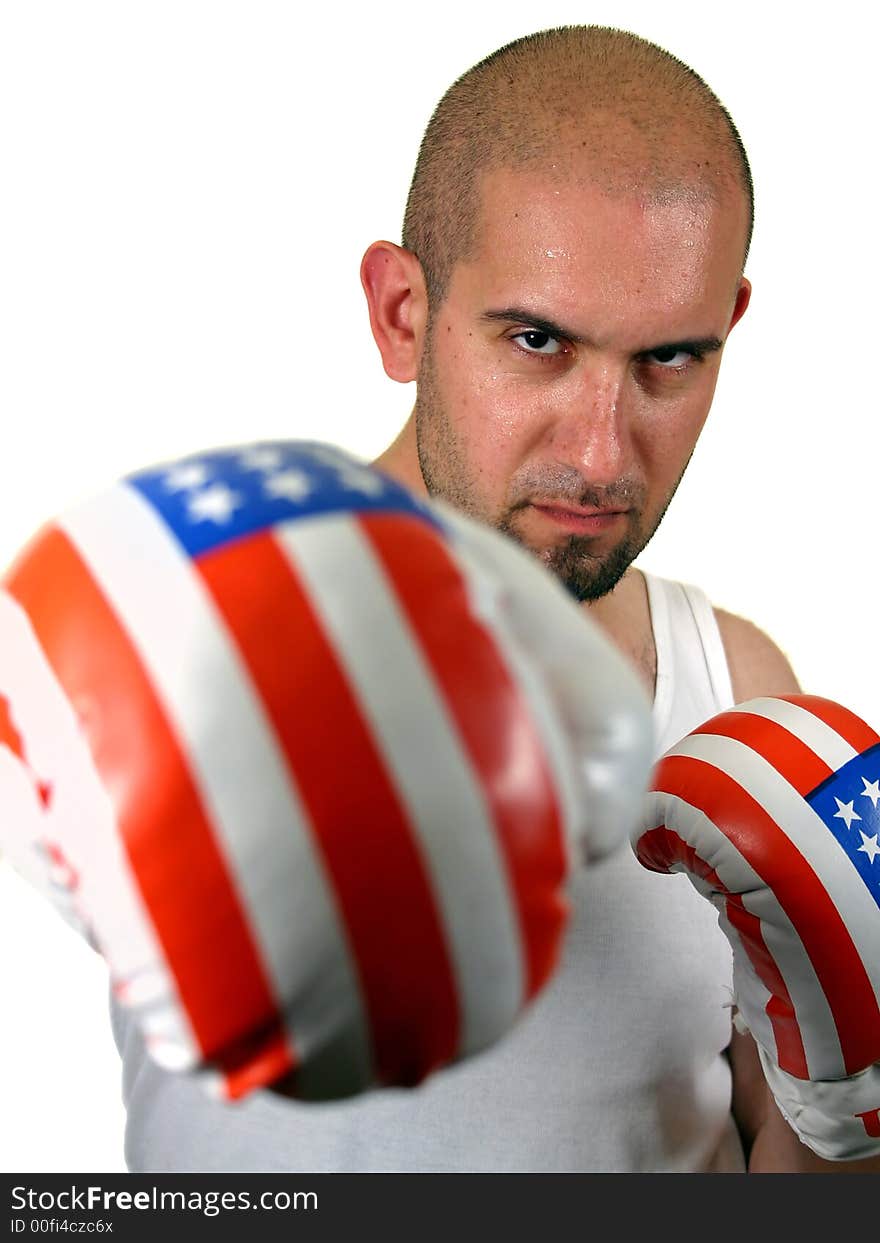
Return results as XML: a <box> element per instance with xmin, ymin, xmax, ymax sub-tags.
<box><xmin>458</xmin><ymin>164</ymin><xmax>746</xmax><ymax>332</ymax></box>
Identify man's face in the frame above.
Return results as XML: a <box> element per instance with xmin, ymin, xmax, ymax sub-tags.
<box><xmin>414</xmin><ymin>166</ymin><xmax>750</xmax><ymax>600</ymax></box>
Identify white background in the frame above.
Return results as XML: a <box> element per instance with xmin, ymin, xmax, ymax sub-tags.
<box><xmin>0</xmin><ymin>0</ymin><xmax>876</xmax><ymax>1172</ymax></box>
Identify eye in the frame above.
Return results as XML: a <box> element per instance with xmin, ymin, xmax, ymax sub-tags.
<box><xmin>645</xmin><ymin>345</ymin><xmax>698</xmax><ymax>370</ymax></box>
<box><xmin>511</xmin><ymin>330</ymin><xmax>564</xmax><ymax>357</ymax></box>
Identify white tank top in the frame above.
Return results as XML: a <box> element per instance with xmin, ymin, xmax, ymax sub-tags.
<box><xmin>110</xmin><ymin>572</ymin><xmax>744</xmax><ymax>1172</ymax></box>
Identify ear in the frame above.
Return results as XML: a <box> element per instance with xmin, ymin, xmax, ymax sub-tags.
<box><xmin>727</xmin><ymin>276</ymin><xmax>752</xmax><ymax>334</ymax></box>
<box><xmin>360</xmin><ymin>241</ymin><xmax>429</xmax><ymax>383</ymax></box>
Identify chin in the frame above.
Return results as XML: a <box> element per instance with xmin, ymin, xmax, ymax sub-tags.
<box><xmin>525</xmin><ymin>532</ymin><xmax>641</xmax><ymax>603</ymax></box>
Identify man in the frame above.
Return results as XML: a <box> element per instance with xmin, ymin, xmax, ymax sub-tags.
<box><xmin>108</xmin><ymin>25</ymin><xmax>878</xmax><ymax>1171</ymax></box>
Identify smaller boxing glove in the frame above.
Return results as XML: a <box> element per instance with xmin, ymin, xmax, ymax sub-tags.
<box><xmin>1</xmin><ymin>439</ymin><xmax>654</xmax><ymax>1103</ymax></box>
<box><xmin>633</xmin><ymin>694</ymin><xmax>880</xmax><ymax>1160</ymax></box>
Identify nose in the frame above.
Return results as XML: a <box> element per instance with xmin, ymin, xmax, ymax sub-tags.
<box><xmin>546</xmin><ymin>362</ymin><xmax>632</xmax><ymax>487</ymax></box>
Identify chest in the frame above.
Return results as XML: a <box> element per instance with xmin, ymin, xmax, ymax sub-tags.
<box><xmin>501</xmin><ymin>845</ymin><xmax>735</xmax><ymax>1096</ymax></box>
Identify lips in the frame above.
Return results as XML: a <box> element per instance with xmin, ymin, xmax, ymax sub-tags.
<box><xmin>528</xmin><ymin>502</ymin><xmax>628</xmax><ymax>536</ymax></box>
<box><xmin>533</xmin><ymin>502</ymin><xmax>626</xmax><ymax>519</ymax></box>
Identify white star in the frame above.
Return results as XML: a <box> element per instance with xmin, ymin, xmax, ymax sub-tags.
<box><xmin>263</xmin><ymin>469</ymin><xmax>313</xmax><ymax>503</ymax></box>
<box><xmin>306</xmin><ymin>444</ymin><xmax>348</xmax><ymax>467</ymax></box>
<box><xmin>239</xmin><ymin>447</ymin><xmax>285</xmax><ymax>473</ymax></box>
<box><xmin>164</xmin><ymin>462</ymin><xmax>210</xmax><ymax>491</ymax></box>
<box><xmin>856</xmin><ymin>831</ymin><xmax>880</xmax><ymax>865</ymax></box>
<box><xmin>833</xmin><ymin>798</ymin><xmax>863</xmax><ymax>830</ymax></box>
<box><xmin>186</xmin><ymin>485</ymin><xmax>242</xmax><ymax>523</ymax></box>
<box><xmin>860</xmin><ymin>778</ymin><xmax>880</xmax><ymax>809</ymax></box>
<box><xmin>334</xmin><ymin>464</ymin><xmax>385</xmax><ymax>497</ymax></box>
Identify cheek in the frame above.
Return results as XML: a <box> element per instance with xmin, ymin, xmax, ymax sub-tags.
<box><xmin>634</xmin><ymin>390</ymin><xmax>712</xmax><ymax>485</ymax></box>
<box><xmin>433</xmin><ymin>334</ymin><xmax>534</xmax><ymax>456</ymax></box>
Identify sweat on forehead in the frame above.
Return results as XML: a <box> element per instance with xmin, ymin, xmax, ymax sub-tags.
<box><xmin>403</xmin><ymin>26</ymin><xmax>753</xmax><ymax>306</ymax></box>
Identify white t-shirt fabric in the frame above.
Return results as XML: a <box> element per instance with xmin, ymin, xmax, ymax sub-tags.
<box><xmin>110</xmin><ymin>571</ymin><xmax>744</xmax><ymax>1172</ymax></box>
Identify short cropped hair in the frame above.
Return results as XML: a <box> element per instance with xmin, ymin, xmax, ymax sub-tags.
<box><xmin>403</xmin><ymin>26</ymin><xmax>754</xmax><ymax>307</ymax></box>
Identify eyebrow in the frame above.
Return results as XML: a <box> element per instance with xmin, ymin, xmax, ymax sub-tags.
<box><xmin>480</xmin><ymin>307</ymin><xmax>724</xmax><ymax>357</ymax></box>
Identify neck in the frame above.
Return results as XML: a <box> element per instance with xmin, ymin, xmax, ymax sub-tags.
<box><xmin>582</xmin><ymin>570</ymin><xmax>655</xmax><ymax>699</ymax></box>
<box><xmin>371</xmin><ymin>416</ymin><xmax>427</xmax><ymax>496</ymax></box>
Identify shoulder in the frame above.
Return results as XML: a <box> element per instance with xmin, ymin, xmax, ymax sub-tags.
<box><xmin>713</xmin><ymin>607</ymin><xmax>802</xmax><ymax>702</ymax></box>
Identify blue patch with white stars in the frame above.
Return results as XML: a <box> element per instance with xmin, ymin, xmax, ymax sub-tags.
<box><xmin>806</xmin><ymin>743</ymin><xmax>880</xmax><ymax>912</ymax></box>
<box><xmin>126</xmin><ymin>440</ymin><xmax>443</xmax><ymax>560</ymax></box>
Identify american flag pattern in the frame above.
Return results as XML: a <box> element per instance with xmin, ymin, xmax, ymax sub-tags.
<box><xmin>635</xmin><ymin>694</ymin><xmax>880</xmax><ymax>1085</ymax></box>
<box><xmin>0</xmin><ymin>441</ymin><xmax>579</xmax><ymax>1101</ymax></box>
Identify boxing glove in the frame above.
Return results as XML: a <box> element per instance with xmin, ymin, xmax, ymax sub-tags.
<box><xmin>633</xmin><ymin>694</ymin><xmax>880</xmax><ymax>1160</ymax></box>
<box><xmin>0</xmin><ymin>439</ymin><xmax>653</xmax><ymax>1103</ymax></box>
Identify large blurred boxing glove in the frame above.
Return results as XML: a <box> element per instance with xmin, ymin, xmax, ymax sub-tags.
<box><xmin>0</xmin><ymin>440</ymin><xmax>653</xmax><ymax>1103</ymax></box>
<box><xmin>633</xmin><ymin>694</ymin><xmax>880</xmax><ymax>1160</ymax></box>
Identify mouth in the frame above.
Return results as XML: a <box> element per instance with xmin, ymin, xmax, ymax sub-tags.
<box><xmin>527</xmin><ymin>501</ymin><xmax>630</xmax><ymax>536</ymax></box>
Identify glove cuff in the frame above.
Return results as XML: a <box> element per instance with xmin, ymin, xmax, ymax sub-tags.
<box><xmin>757</xmin><ymin>1046</ymin><xmax>880</xmax><ymax>1161</ymax></box>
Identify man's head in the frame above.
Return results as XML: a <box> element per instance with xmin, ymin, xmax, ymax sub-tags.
<box><xmin>363</xmin><ymin>25</ymin><xmax>752</xmax><ymax>601</ymax></box>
